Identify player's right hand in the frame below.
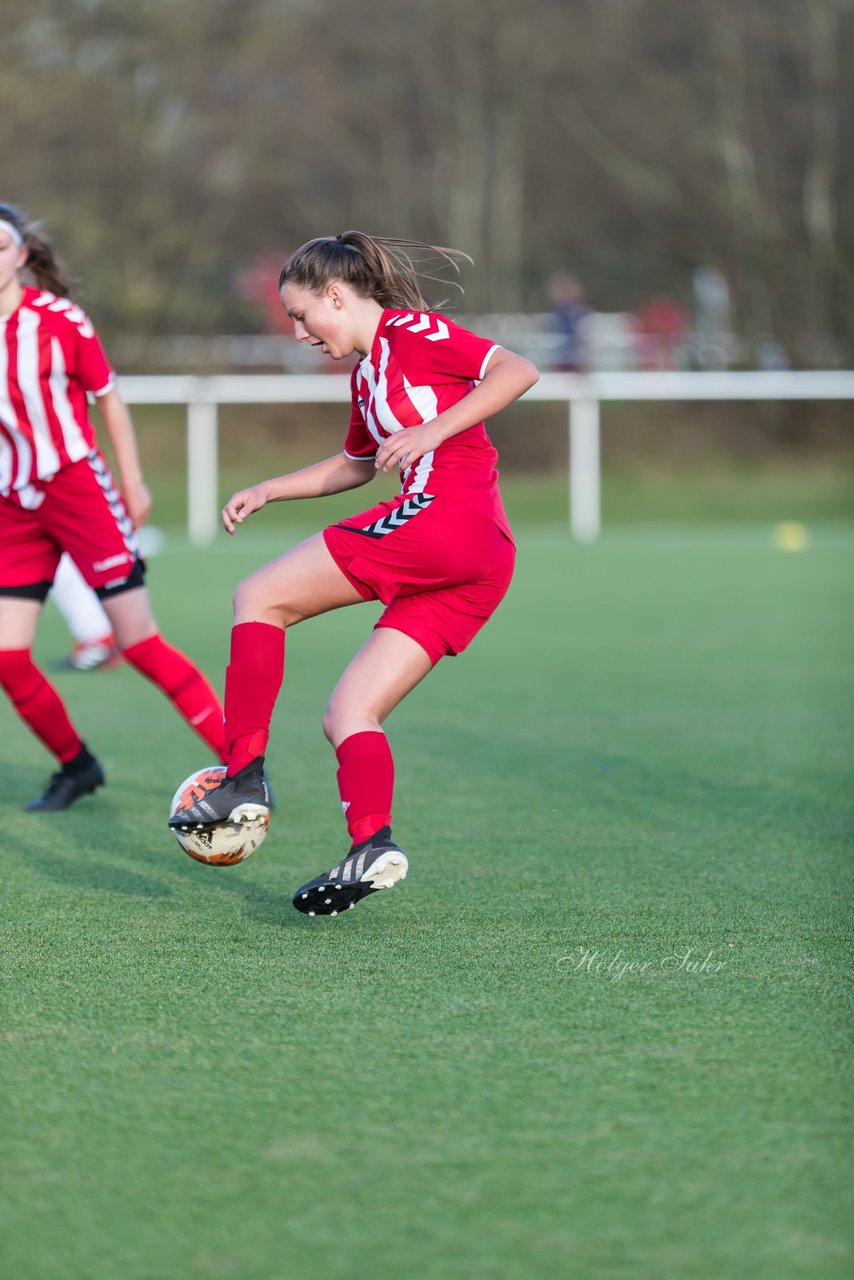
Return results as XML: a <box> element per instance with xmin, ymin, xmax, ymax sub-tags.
<box><xmin>123</xmin><ymin>479</ymin><xmax>153</xmax><ymax>530</ymax></box>
<box><xmin>222</xmin><ymin>483</ymin><xmax>270</xmax><ymax>534</ymax></box>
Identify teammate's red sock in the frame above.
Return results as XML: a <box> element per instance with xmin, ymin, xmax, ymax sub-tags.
<box><xmin>335</xmin><ymin>731</ymin><xmax>394</xmax><ymax>846</ymax></box>
<box><xmin>223</xmin><ymin>622</ymin><xmax>285</xmax><ymax>775</ymax></box>
<box><xmin>0</xmin><ymin>648</ymin><xmax>83</xmax><ymax>763</ymax></box>
<box><xmin>123</xmin><ymin>633</ymin><xmax>225</xmax><ymax>761</ymax></box>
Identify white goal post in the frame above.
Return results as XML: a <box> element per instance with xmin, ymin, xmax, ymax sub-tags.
<box><xmin>116</xmin><ymin>370</ymin><xmax>854</xmax><ymax>545</ymax></box>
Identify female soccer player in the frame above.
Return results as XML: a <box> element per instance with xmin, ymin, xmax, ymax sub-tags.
<box><xmin>169</xmin><ymin>231</ymin><xmax>538</xmax><ymax>914</ymax></box>
<box><xmin>0</xmin><ymin>202</ymin><xmax>225</xmax><ymax>810</ymax></box>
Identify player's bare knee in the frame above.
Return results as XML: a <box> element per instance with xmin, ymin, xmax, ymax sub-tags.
<box><xmin>233</xmin><ymin>574</ymin><xmax>303</xmax><ymax>628</ymax></box>
<box><xmin>101</xmin><ymin>589</ymin><xmax>156</xmax><ymax>651</ymax></box>
<box><xmin>232</xmin><ymin>574</ymin><xmax>260</xmax><ymax>617</ymax></box>
<box><xmin>322</xmin><ymin>692</ymin><xmax>356</xmax><ymax>743</ymax></box>
<box><xmin>321</xmin><ymin>702</ymin><xmax>340</xmax><ymax>744</ymax></box>
<box><xmin>233</xmin><ymin>574</ymin><xmax>275</xmax><ymax>621</ymax></box>
<box><xmin>322</xmin><ymin>698</ymin><xmax>381</xmax><ymax>746</ymax></box>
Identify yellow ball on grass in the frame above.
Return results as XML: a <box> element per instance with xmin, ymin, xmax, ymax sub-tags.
<box><xmin>774</xmin><ymin>521</ymin><xmax>809</xmax><ymax>553</ymax></box>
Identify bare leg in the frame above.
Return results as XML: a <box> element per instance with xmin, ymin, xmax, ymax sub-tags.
<box><xmin>323</xmin><ymin>627</ymin><xmax>433</xmax><ymax>748</ymax></box>
<box><xmin>99</xmin><ymin>586</ymin><xmax>158</xmax><ymax>648</ymax></box>
<box><xmin>0</xmin><ymin>597</ymin><xmax>42</xmax><ymax>649</ymax></box>
<box><xmin>233</xmin><ymin>532</ymin><xmax>365</xmax><ymax>627</ymax></box>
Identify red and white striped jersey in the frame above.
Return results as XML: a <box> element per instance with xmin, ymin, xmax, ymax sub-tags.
<box><xmin>0</xmin><ymin>287</ymin><xmax>114</xmax><ymax>494</ymax></box>
<box><xmin>345</xmin><ymin>310</ymin><xmax>512</xmax><ymax>539</ymax></box>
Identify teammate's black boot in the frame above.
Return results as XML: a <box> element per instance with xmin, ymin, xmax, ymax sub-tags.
<box><xmin>168</xmin><ymin>756</ymin><xmax>270</xmax><ymax>830</ymax></box>
<box><xmin>292</xmin><ymin>826</ymin><xmax>408</xmax><ymax>916</ymax></box>
<box><xmin>25</xmin><ymin>746</ymin><xmax>105</xmax><ymax>812</ymax></box>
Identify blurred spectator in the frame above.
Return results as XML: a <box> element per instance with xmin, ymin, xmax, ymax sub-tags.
<box><xmin>632</xmin><ymin>297</ymin><xmax>691</xmax><ymax>370</ymax></box>
<box><xmin>692</xmin><ymin>264</ymin><xmax>734</xmax><ymax>369</ymax></box>
<box><xmin>547</xmin><ymin>271</ymin><xmax>591</xmax><ymax>371</ymax></box>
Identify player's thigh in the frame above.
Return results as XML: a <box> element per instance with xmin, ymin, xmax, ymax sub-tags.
<box><xmin>234</xmin><ymin>532</ymin><xmax>366</xmax><ymax>626</ymax></box>
<box><xmin>99</xmin><ymin>586</ymin><xmax>158</xmax><ymax>649</ymax></box>
<box><xmin>323</xmin><ymin>627</ymin><xmax>433</xmax><ymax>746</ymax></box>
<box><xmin>0</xmin><ymin>597</ymin><xmax>44</xmax><ymax>649</ymax></box>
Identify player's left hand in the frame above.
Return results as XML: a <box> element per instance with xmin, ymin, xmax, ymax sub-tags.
<box><xmin>123</xmin><ymin>480</ymin><xmax>152</xmax><ymax>529</ymax></box>
<box><xmin>375</xmin><ymin>423</ymin><xmax>444</xmax><ymax>473</ymax></box>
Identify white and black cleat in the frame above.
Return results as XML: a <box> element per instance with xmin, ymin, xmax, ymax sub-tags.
<box><xmin>167</xmin><ymin>756</ymin><xmax>271</xmax><ymax>831</ymax></box>
<box><xmin>292</xmin><ymin>826</ymin><xmax>408</xmax><ymax>916</ymax></box>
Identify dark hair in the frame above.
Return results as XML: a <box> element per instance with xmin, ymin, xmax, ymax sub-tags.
<box><xmin>0</xmin><ymin>202</ymin><xmax>71</xmax><ymax>297</ymax></box>
<box><xmin>278</xmin><ymin>230</ymin><xmax>471</xmax><ymax>311</ymax></box>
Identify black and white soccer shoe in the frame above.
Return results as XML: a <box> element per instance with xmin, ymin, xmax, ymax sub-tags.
<box><xmin>25</xmin><ymin>746</ymin><xmax>105</xmax><ymax>812</ymax></box>
<box><xmin>292</xmin><ymin>826</ymin><xmax>408</xmax><ymax>917</ymax></box>
<box><xmin>168</xmin><ymin>756</ymin><xmax>270</xmax><ymax>831</ymax></box>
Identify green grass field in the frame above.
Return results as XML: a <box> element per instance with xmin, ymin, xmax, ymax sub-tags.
<box><xmin>2</xmin><ymin>521</ymin><xmax>852</xmax><ymax>1279</ymax></box>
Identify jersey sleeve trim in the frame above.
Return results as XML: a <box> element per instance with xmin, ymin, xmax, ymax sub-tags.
<box><xmin>344</xmin><ymin>448</ymin><xmax>377</xmax><ymax>461</ymax></box>
<box><xmin>92</xmin><ymin>377</ymin><xmax>116</xmax><ymax>397</ymax></box>
<box><xmin>478</xmin><ymin>344</ymin><xmax>501</xmax><ymax>381</ymax></box>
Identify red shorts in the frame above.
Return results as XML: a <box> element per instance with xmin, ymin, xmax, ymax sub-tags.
<box><xmin>323</xmin><ymin>493</ymin><xmax>515</xmax><ymax>664</ymax></box>
<box><xmin>0</xmin><ymin>451</ymin><xmax>142</xmax><ymax>599</ymax></box>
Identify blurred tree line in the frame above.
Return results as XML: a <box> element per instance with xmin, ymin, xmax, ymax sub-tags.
<box><xmin>2</xmin><ymin>0</ymin><xmax>852</xmax><ymax>365</ymax></box>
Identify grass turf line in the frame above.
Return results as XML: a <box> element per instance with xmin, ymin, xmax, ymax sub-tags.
<box><xmin>1</xmin><ymin>529</ymin><xmax>852</xmax><ymax>1279</ymax></box>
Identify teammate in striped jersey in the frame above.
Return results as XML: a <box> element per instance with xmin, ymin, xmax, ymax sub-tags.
<box><xmin>0</xmin><ymin>203</ymin><xmax>225</xmax><ymax>810</ymax></box>
<box><xmin>169</xmin><ymin>230</ymin><xmax>538</xmax><ymax>915</ymax></box>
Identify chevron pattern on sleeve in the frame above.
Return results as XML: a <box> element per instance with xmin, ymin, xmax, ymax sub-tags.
<box><xmin>386</xmin><ymin>313</ymin><xmax>450</xmax><ymax>342</ymax></box>
<box><xmin>356</xmin><ymin>493</ymin><xmax>436</xmax><ymax>538</ymax></box>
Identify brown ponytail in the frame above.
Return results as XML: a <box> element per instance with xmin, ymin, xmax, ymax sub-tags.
<box><xmin>0</xmin><ymin>202</ymin><xmax>72</xmax><ymax>297</ymax></box>
<box><xmin>279</xmin><ymin>231</ymin><xmax>471</xmax><ymax>311</ymax></box>
<box><xmin>23</xmin><ymin>231</ymin><xmax>71</xmax><ymax>297</ymax></box>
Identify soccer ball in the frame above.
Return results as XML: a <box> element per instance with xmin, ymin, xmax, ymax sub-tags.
<box><xmin>169</xmin><ymin>765</ymin><xmax>269</xmax><ymax>866</ymax></box>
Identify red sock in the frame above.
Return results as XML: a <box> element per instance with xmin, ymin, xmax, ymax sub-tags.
<box><xmin>0</xmin><ymin>649</ymin><xmax>83</xmax><ymax>763</ymax></box>
<box><xmin>123</xmin><ymin>633</ymin><xmax>225</xmax><ymax>761</ymax></box>
<box><xmin>223</xmin><ymin>621</ymin><xmax>285</xmax><ymax>774</ymax></box>
<box><xmin>336</xmin><ymin>731</ymin><xmax>394</xmax><ymax>846</ymax></box>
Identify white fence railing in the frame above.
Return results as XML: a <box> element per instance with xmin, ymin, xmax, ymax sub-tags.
<box><xmin>116</xmin><ymin>371</ymin><xmax>854</xmax><ymax>545</ymax></box>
